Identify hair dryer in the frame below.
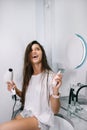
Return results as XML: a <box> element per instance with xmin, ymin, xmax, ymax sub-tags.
<box><xmin>4</xmin><ymin>68</ymin><xmax>16</xmax><ymax>99</ymax></box>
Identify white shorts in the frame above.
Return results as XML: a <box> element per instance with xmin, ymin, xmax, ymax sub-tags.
<box><xmin>20</xmin><ymin>109</ymin><xmax>50</xmax><ymax>130</ymax></box>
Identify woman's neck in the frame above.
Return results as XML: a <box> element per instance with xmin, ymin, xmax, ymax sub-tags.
<box><xmin>32</xmin><ymin>63</ymin><xmax>43</xmax><ymax>75</ymax></box>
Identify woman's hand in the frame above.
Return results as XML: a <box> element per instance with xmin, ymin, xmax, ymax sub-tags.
<box><xmin>7</xmin><ymin>81</ymin><xmax>22</xmax><ymax>97</ymax></box>
<box><xmin>7</xmin><ymin>81</ymin><xmax>16</xmax><ymax>92</ymax></box>
<box><xmin>52</xmin><ymin>73</ymin><xmax>62</xmax><ymax>95</ymax></box>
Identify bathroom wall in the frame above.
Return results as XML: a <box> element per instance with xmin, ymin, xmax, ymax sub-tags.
<box><xmin>0</xmin><ymin>0</ymin><xmax>36</xmax><ymax>123</ymax></box>
<box><xmin>0</xmin><ymin>0</ymin><xmax>87</xmax><ymax>123</ymax></box>
<box><xmin>51</xmin><ymin>0</ymin><xmax>87</xmax><ymax>95</ymax></box>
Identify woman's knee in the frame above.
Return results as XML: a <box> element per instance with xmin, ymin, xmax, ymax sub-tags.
<box><xmin>14</xmin><ymin>114</ymin><xmax>23</xmax><ymax>120</ymax></box>
<box><xmin>0</xmin><ymin>124</ymin><xmax>7</xmax><ymax>130</ymax></box>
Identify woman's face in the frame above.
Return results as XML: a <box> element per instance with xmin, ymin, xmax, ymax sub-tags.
<box><xmin>29</xmin><ymin>44</ymin><xmax>43</xmax><ymax>65</ymax></box>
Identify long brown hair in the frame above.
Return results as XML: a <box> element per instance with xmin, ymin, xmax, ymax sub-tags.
<box><xmin>21</xmin><ymin>40</ymin><xmax>52</xmax><ymax>106</ymax></box>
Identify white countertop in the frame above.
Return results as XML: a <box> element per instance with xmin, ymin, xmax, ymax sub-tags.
<box><xmin>59</xmin><ymin>96</ymin><xmax>87</xmax><ymax>130</ymax></box>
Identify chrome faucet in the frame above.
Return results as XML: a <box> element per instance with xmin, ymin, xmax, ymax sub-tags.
<box><xmin>76</xmin><ymin>85</ymin><xmax>87</xmax><ymax>102</ymax></box>
<box><xmin>67</xmin><ymin>83</ymin><xmax>87</xmax><ymax>119</ymax></box>
<box><xmin>68</xmin><ymin>84</ymin><xmax>87</xmax><ymax>104</ymax></box>
<box><xmin>68</xmin><ymin>84</ymin><xmax>87</xmax><ymax>115</ymax></box>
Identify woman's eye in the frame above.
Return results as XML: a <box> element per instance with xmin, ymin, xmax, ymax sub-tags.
<box><xmin>35</xmin><ymin>48</ymin><xmax>40</xmax><ymax>51</ymax></box>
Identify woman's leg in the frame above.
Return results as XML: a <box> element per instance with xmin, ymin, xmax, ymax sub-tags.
<box><xmin>0</xmin><ymin>116</ymin><xmax>40</xmax><ymax>130</ymax></box>
<box><xmin>14</xmin><ymin>114</ymin><xmax>23</xmax><ymax>120</ymax></box>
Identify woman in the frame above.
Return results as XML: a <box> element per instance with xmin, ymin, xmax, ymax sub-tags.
<box><xmin>0</xmin><ymin>41</ymin><xmax>62</xmax><ymax>130</ymax></box>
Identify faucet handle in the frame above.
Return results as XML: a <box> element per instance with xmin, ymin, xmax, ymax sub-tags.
<box><xmin>77</xmin><ymin>82</ymin><xmax>84</xmax><ymax>87</ymax></box>
<box><xmin>68</xmin><ymin>88</ymin><xmax>75</xmax><ymax>104</ymax></box>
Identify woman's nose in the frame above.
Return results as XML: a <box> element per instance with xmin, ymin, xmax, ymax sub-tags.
<box><xmin>32</xmin><ymin>49</ymin><xmax>37</xmax><ymax>54</ymax></box>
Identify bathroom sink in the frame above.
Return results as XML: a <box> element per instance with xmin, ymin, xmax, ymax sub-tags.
<box><xmin>60</xmin><ymin>96</ymin><xmax>87</xmax><ymax>121</ymax></box>
<box><xmin>74</xmin><ymin>103</ymin><xmax>87</xmax><ymax>121</ymax></box>
<box><xmin>50</xmin><ymin>114</ymin><xmax>74</xmax><ymax>130</ymax></box>
<box><xmin>81</xmin><ymin>104</ymin><xmax>87</xmax><ymax>111</ymax></box>
<box><xmin>74</xmin><ymin>97</ymin><xmax>87</xmax><ymax>121</ymax></box>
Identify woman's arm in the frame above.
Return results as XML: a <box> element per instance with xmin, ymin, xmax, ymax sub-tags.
<box><xmin>50</xmin><ymin>73</ymin><xmax>62</xmax><ymax>114</ymax></box>
<box><xmin>7</xmin><ymin>81</ymin><xmax>22</xmax><ymax>97</ymax></box>
<box><xmin>50</xmin><ymin>93</ymin><xmax>60</xmax><ymax>114</ymax></box>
